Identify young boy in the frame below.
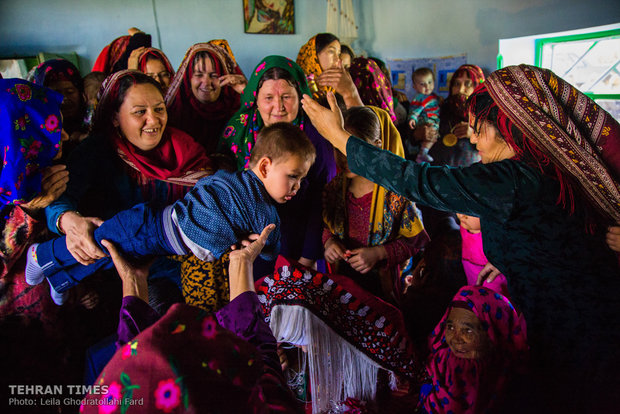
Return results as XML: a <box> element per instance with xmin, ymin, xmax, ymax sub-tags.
<box><xmin>407</xmin><ymin>68</ymin><xmax>440</xmax><ymax>163</ymax></box>
<box><xmin>26</xmin><ymin>122</ymin><xmax>315</xmax><ymax>299</ymax></box>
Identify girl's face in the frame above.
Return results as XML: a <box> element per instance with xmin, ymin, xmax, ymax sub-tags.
<box><xmin>144</xmin><ymin>58</ymin><xmax>171</xmax><ymax>89</ymax></box>
<box><xmin>113</xmin><ymin>83</ymin><xmax>167</xmax><ymax>151</ymax></box>
<box><xmin>469</xmin><ymin>118</ymin><xmax>516</xmax><ymax>164</ymax></box>
<box><xmin>317</xmin><ymin>40</ymin><xmax>341</xmax><ymax>71</ymax></box>
<box><xmin>190</xmin><ymin>56</ymin><xmax>222</xmax><ymax>104</ymax></box>
<box><xmin>451</xmin><ymin>73</ymin><xmax>475</xmax><ymax>97</ymax></box>
<box><xmin>256</xmin><ymin>79</ymin><xmax>299</xmax><ymax>126</ymax></box>
<box><xmin>445</xmin><ymin>307</ymin><xmax>489</xmax><ymax>359</ymax></box>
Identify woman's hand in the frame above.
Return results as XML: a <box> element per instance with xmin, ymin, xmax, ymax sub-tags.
<box><xmin>127</xmin><ymin>47</ymin><xmax>146</xmax><ymax>70</ymax></box>
<box><xmin>476</xmin><ymin>262</ymin><xmax>501</xmax><ymax>285</ymax></box>
<box><xmin>60</xmin><ymin>211</ymin><xmax>105</xmax><ymax>265</ymax></box>
<box><xmin>21</xmin><ymin>165</ymin><xmax>69</xmax><ymax>213</ymax></box>
<box><xmin>102</xmin><ymin>239</ymin><xmax>151</xmax><ymax>302</ymax></box>
<box><xmin>219</xmin><ymin>74</ymin><xmax>248</xmax><ymax>95</ymax></box>
<box><xmin>317</xmin><ymin>61</ymin><xmax>363</xmax><ymax>107</ymax></box>
<box><xmin>324</xmin><ymin>238</ymin><xmax>346</xmax><ymax>264</ymax></box>
<box><xmin>346</xmin><ymin>246</ymin><xmax>387</xmax><ymax>274</ymax></box>
<box><xmin>301</xmin><ymin>92</ymin><xmax>350</xmax><ymax>155</ymax></box>
<box><xmin>453</xmin><ymin>122</ymin><xmax>473</xmax><ymax>140</ymax></box>
<box><xmin>229</xmin><ymin>224</ymin><xmax>275</xmax><ymax>300</ymax></box>
<box><xmin>606</xmin><ymin>224</ymin><xmax>620</xmax><ymax>252</ymax></box>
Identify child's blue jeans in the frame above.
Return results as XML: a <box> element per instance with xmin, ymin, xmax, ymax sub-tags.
<box><xmin>38</xmin><ymin>203</ymin><xmax>187</xmax><ymax>292</ymax></box>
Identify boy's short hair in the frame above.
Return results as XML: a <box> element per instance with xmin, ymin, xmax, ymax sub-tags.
<box><xmin>412</xmin><ymin>67</ymin><xmax>434</xmax><ymax>82</ymax></box>
<box><xmin>83</xmin><ymin>71</ymin><xmax>106</xmax><ymax>85</ymax></box>
<box><xmin>249</xmin><ymin>122</ymin><xmax>316</xmax><ymax>168</ymax></box>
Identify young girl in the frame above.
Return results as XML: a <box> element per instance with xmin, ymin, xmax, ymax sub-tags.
<box><xmin>456</xmin><ymin>213</ymin><xmax>510</xmax><ymax>298</ymax></box>
<box><xmin>323</xmin><ymin>106</ymin><xmax>429</xmax><ymax>302</ymax></box>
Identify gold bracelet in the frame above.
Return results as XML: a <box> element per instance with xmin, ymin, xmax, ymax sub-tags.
<box><xmin>56</xmin><ymin>211</ymin><xmax>81</xmax><ymax>235</ymax></box>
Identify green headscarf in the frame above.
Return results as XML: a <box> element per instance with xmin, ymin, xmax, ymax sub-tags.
<box><xmin>218</xmin><ymin>55</ymin><xmax>311</xmax><ymax>170</ymax></box>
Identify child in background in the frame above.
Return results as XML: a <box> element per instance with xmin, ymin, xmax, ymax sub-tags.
<box><xmin>456</xmin><ymin>213</ymin><xmax>510</xmax><ymax>298</ymax></box>
<box><xmin>82</xmin><ymin>71</ymin><xmax>106</xmax><ymax>131</ymax></box>
<box><xmin>26</xmin><ymin>123</ymin><xmax>315</xmax><ymax>295</ymax></box>
<box><xmin>408</xmin><ymin>67</ymin><xmax>440</xmax><ymax>163</ymax></box>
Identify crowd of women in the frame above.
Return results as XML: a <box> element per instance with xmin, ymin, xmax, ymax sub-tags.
<box><xmin>1</xmin><ymin>27</ymin><xmax>619</xmax><ymax>414</ymax></box>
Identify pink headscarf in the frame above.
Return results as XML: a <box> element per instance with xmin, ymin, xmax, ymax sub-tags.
<box><xmin>421</xmin><ymin>286</ymin><xmax>528</xmax><ymax>413</ymax></box>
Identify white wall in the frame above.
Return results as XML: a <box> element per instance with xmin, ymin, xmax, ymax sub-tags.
<box><xmin>356</xmin><ymin>0</ymin><xmax>620</xmax><ymax>75</ymax></box>
<box><xmin>1</xmin><ymin>0</ymin><xmax>618</xmax><ymax>77</ymax></box>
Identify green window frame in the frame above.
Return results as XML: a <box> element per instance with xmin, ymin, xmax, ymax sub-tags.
<box><xmin>534</xmin><ymin>29</ymin><xmax>620</xmax><ymax>102</ymax></box>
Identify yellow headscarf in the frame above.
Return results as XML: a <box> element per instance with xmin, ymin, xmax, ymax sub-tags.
<box><xmin>296</xmin><ymin>35</ymin><xmax>334</xmax><ymax>99</ymax></box>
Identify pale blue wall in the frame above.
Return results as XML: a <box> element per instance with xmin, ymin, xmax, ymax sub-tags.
<box><xmin>356</xmin><ymin>0</ymin><xmax>620</xmax><ymax>74</ymax></box>
<box><xmin>0</xmin><ymin>0</ymin><xmax>329</xmax><ymax>76</ymax></box>
<box><xmin>1</xmin><ymin>0</ymin><xmax>618</xmax><ymax>76</ymax></box>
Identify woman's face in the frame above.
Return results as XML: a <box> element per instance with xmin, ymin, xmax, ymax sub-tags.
<box><xmin>144</xmin><ymin>58</ymin><xmax>171</xmax><ymax>89</ymax></box>
<box><xmin>190</xmin><ymin>56</ymin><xmax>221</xmax><ymax>104</ymax></box>
<box><xmin>114</xmin><ymin>83</ymin><xmax>167</xmax><ymax>151</ymax></box>
<box><xmin>256</xmin><ymin>79</ymin><xmax>299</xmax><ymax>126</ymax></box>
<box><xmin>48</xmin><ymin>80</ymin><xmax>82</xmax><ymax>120</ymax></box>
<box><xmin>317</xmin><ymin>40</ymin><xmax>341</xmax><ymax>71</ymax></box>
<box><xmin>445</xmin><ymin>307</ymin><xmax>488</xmax><ymax>359</ymax></box>
<box><xmin>451</xmin><ymin>73</ymin><xmax>475</xmax><ymax>98</ymax></box>
<box><xmin>469</xmin><ymin>118</ymin><xmax>516</xmax><ymax>164</ymax></box>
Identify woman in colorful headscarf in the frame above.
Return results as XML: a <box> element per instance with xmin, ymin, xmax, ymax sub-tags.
<box><xmin>0</xmin><ymin>78</ymin><xmax>69</xmax><ymax>320</ymax></box>
<box><xmin>348</xmin><ymin>57</ymin><xmax>397</xmax><ymax>123</ymax></box>
<box><xmin>45</xmin><ymin>71</ymin><xmax>211</xmax><ymax>306</ymax></box>
<box><xmin>32</xmin><ymin>58</ymin><xmax>88</xmax><ymax>151</ymax></box>
<box><xmin>296</xmin><ymin>33</ymin><xmax>362</xmax><ymax>107</ymax></box>
<box><xmin>418</xmin><ymin>286</ymin><xmax>528</xmax><ymax>413</ymax></box>
<box><xmin>127</xmin><ymin>47</ymin><xmax>175</xmax><ymax>93</ymax></box>
<box><xmin>82</xmin><ymin>224</ymin><xmax>302</xmax><ymax>413</ymax></box>
<box><xmin>165</xmin><ymin>41</ymin><xmax>247</xmax><ymax>154</ymax></box>
<box><xmin>91</xmin><ymin>28</ymin><xmax>152</xmax><ymax>75</ymax></box>
<box><xmin>429</xmin><ymin>64</ymin><xmax>485</xmax><ymax>167</ymax></box>
<box><xmin>302</xmin><ymin>65</ymin><xmax>620</xmax><ymax>412</ymax></box>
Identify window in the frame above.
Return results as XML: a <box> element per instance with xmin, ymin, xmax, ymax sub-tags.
<box><xmin>535</xmin><ymin>29</ymin><xmax>620</xmax><ymax>120</ymax></box>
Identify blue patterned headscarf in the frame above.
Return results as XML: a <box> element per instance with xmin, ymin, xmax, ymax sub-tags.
<box><xmin>0</xmin><ymin>79</ymin><xmax>63</xmax><ymax>206</ymax></box>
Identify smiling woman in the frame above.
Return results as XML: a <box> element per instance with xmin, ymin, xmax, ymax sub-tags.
<box><xmin>113</xmin><ymin>83</ymin><xmax>167</xmax><ymax>151</ymax></box>
<box><xmin>45</xmin><ymin>70</ymin><xmax>211</xmax><ymax>307</ymax></box>
<box><xmin>166</xmin><ymin>41</ymin><xmax>246</xmax><ymax>154</ymax></box>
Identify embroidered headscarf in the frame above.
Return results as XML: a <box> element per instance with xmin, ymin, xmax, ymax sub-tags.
<box><xmin>32</xmin><ymin>58</ymin><xmax>84</xmax><ymax>94</ymax></box>
<box><xmin>81</xmin><ymin>302</ymin><xmax>295</xmax><ymax>413</ymax></box>
<box><xmin>421</xmin><ymin>286</ymin><xmax>528</xmax><ymax>413</ymax></box>
<box><xmin>92</xmin><ymin>35</ymin><xmax>131</xmax><ymax>75</ymax></box>
<box><xmin>165</xmin><ymin>41</ymin><xmax>243</xmax><ymax>153</ymax></box>
<box><xmin>95</xmin><ymin>70</ymin><xmax>211</xmax><ymax>190</ymax></box>
<box><xmin>323</xmin><ymin>106</ymin><xmax>425</xmax><ymax>245</ymax></box>
<box><xmin>0</xmin><ymin>79</ymin><xmax>63</xmax><ymax>205</ymax></box>
<box><xmin>296</xmin><ymin>35</ymin><xmax>336</xmax><ymax>99</ymax></box>
<box><xmin>469</xmin><ymin>64</ymin><xmax>620</xmax><ymax>222</ymax></box>
<box><xmin>348</xmin><ymin>57</ymin><xmax>397</xmax><ymax>122</ymax></box>
<box><xmin>218</xmin><ymin>55</ymin><xmax>311</xmax><ymax>170</ymax></box>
